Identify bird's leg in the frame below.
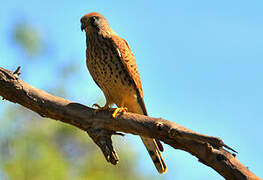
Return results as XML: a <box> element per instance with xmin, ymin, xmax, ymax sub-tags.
<box><xmin>112</xmin><ymin>107</ymin><xmax>128</xmax><ymax>118</ymax></box>
<box><xmin>92</xmin><ymin>102</ymin><xmax>127</xmax><ymax>118</ymax></box>
<box><xmin>111</xmin><ymin>102</ymin><xmax>127</xmax><ymax>118</ymax></box>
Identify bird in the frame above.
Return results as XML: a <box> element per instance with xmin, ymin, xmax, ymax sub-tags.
<box><xmin>80</xmin><ymin>12</ymin><xmax>167</xmax><ymax>174</ymax></box>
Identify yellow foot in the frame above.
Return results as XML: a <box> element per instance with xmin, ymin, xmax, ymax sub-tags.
<box><xmin>112</xmin><ymin>107</ymin><xmax>128</xmax><ymax>118</ymax></box>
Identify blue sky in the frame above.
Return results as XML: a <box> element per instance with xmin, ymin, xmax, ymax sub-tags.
<box><xmin>1</xmin><ymin>0</ymin><xmax>263</xmax><ymax>179</ymax></box>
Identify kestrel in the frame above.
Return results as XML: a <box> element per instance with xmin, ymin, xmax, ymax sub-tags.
<box><xmin>81</xmin><ymin>12</ymin><xmax>167</xmax><ymax>173</ymax></box>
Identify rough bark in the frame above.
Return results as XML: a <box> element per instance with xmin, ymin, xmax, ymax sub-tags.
<box><xmin>0</xmin><ymin>66</ymin><xmax>260</xmax><ymax>180</ymax></box>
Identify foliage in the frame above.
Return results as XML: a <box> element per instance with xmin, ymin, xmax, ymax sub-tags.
<box><xmin>0</xmin><ymin>107</ymin><xmax>150</xmax><ymax>180</ymax></box>
<box><xmin>12</xmin><ymin>21</ymin><xmax>45</xmax><ymax>58</ymax></box>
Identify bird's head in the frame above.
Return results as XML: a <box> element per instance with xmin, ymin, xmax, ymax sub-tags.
<box><xmin>80</xmin><ymin>12</ymin><xmax>111</xmax><ymax>34</ymax></box>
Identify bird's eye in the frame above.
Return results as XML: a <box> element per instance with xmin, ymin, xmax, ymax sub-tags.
<box><xmin>90</xmin><ymin>17</ymin><xmax>96</xmax><ymax>24</ymax></box>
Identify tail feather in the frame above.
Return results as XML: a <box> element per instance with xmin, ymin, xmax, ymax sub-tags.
<box><xmin>156</xmin><ymin>140</ymin><xmax>164</xmax><ymax>152</ymax></box>
<box><xmin>124</xmin><ymin>94</ymin><xmax>167</xmax><ymax>173</ymax></box>
<box><xmin>141</xmin><ymin>137</ymin><xmax>167</xmax><ymax>174</ymax></box>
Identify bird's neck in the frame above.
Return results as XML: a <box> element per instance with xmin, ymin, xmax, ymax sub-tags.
<box><xmin>85</xmin><ymin>26</ymin><xmax>116</xmax><ymax>38</ymax></box>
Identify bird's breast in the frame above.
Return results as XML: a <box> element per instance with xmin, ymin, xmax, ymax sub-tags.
<box><xmin>85</xmin><ymin>35</ymin><xmax>138</xmax><ymax>108</ymax></box>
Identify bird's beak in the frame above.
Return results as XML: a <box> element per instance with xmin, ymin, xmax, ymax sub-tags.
<box><xmin>81</xmin><ymin>24</ymin><xmax>86</xmax><ymax>31</ymax></box>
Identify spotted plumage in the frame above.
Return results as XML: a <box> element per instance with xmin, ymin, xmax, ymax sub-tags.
<box><xmin>81</xmin><ymin>12</ymin><xmax>167</xmax><ymax>173</ymax></box>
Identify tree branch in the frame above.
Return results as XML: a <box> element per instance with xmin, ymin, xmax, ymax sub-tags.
<box><xmin>0</xmin><ymin>66</ymin><xmax>260</xmax><ymax>180</ymax></box>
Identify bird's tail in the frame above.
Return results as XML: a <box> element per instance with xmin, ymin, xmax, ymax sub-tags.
<box><xmin>141</xmin><ymin>137</ymin><xmax>167</xmax><ymax>174</ymax></box>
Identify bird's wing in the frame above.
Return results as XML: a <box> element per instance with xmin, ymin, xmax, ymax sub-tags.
<box><xmin>110</xmin><ymin>35</ymin><xmax>148</xmax><ymax>116</ymax></box>
<box><xmin>110</xmin><ymin>35</ymin><xmax>166</xmax><ymax>173</ymax></box>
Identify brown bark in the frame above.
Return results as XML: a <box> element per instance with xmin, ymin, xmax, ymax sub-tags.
<box><xmin>0</xmin><ymin>66</ymin><xmax>260</xmax><ymax>180</ymax></box>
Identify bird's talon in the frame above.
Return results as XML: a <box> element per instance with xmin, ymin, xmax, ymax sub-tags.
<box><xmin>92</xmin><ymin>103</ymin><xmax>102</xmax><ymax>108</ymax></box>
<box><xmin>112</xmin><ymin>107</ymin><xmax>127</xmax><ymax>118</ymax></box>
<box><xmin>92</xmin><ymin>104</ymin><xmax>107</xmax><ymax>115</ymax></box>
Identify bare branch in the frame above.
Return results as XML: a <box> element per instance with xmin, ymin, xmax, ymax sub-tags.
<box><xmin>0</xmin><ymin>66</ymin><xmax>260</xmax><ymax>180</ymax></box>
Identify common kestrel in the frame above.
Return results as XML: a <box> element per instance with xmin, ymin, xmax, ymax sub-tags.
<box><xmin>81</xmin><ymin>12</ymin><xmax>167</xmax><ymax>173</ymax></box>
